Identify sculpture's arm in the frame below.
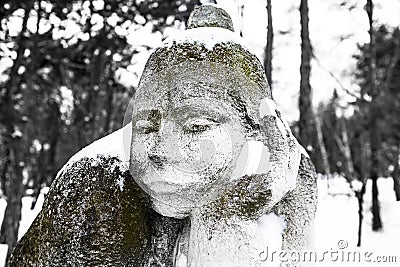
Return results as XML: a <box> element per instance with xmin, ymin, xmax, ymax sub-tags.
<box><xmin>273</xmin><ymin>154</ymin><xmax>318</xmax><ymax>251</ymax></box>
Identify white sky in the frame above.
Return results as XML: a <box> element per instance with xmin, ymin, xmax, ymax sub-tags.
<box><xmin>218</xmin><ymin>0</ymin><xmax>400</xmax><ymax>121</ymax></box>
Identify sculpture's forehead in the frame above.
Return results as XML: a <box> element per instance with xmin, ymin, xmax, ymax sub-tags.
<box><xmin>133</xmin><ymin>60</ymin><xmax>263</xmax><ymax>113</ymax></box>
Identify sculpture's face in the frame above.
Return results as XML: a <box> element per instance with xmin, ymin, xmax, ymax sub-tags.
<box><xmin>130</xmin><ymin>62</ymin><xmax>263</xmax><ymax>218</ymax></box>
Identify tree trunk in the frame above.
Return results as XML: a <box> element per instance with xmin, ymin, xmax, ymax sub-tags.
<box><xmin>298</xmin><ymin>0</ymin><xmax>318</xmax><ymax>168</ymax></box>
<box><xmin>366</xmin><ymin>0</ymin><xmax>382</xmax><ymax>231</ymax></box>
<box><xmin>45</xmin><ymin>99</ymin><xmax>61</xmax><ymax>184</ymax></box>
<box><xmin>371</xmin><ymin>174</ymin><xmax>382</xmax><ymax>230</ymax></box>
<box><xmin>264</xmin><ymin>0</ymin><xmax>273</xmax><ymax>91</ymax></box>
<box><xmin>393</xmin><ymin>158</ymin><xmax>400</xmax><ymax>201</ymax></box>
<box><xmin>355</xmin><ymin>134</ymin><xmax>368</xmax><ymax>246</ymax></box>
<box><xmin>0</xmin><ymin>1</ymin><xmax>32</xmax><ymax>262</ymax></box>
<box><xmin>340</xmin><ymin>118</ymin><xmax>355</xmax><ymax>180</ymax></box>
<box><xmin>385</xmin><ymin>37</ymin><xmax>400</xmax><ymax>201</ymax></box>
<box><xmin>356</xmin><ymin>182</ymin><xmax>366</xmax><ymax>247</ymax></box>
<box><xmin>299</xmin><ymin>0</ymin><xmax>313</xmax><ymax>146</ymax></box>
<box><xmin>239</xmin><ymin>4</ymin><xmax>244</xmax><ymax>37</ymax></box>
<box><xmin>0</xmin><ymin>146</ymin><xmax>24</xmax><ymax>262</ymax></box>
<box><xmin>384</xmin><ymin>34</ymin><xmax>400</xmax><ymax>92</ymax></box>
<box><xmin>314</xmin><ymin>113</ymin><xmax>330</xmax><ymax>177</ymax></box>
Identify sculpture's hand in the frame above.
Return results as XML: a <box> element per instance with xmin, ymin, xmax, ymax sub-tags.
<box><xmin>199</xmin><ymin>100</ymin><xmax>302</xmax><ymax>220</ymax></box>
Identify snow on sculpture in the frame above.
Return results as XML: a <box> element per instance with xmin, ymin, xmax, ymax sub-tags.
<box><xmin>9</xmin><ymin>5</ymin><xmax>317</xmax><ymax>267</ymax></box>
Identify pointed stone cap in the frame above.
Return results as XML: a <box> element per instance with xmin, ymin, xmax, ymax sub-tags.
<box><xmin>187</xmin><ymin>5</ymin><xmax>234</xmax><ymax>31</ymax></box>
<box><xmin>138</xmin><ymin>4</ymin><xmax>271</xmax><ymax>99</ymax></box>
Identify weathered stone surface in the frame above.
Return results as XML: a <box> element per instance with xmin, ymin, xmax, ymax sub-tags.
<box><xmin>141</xmin><ymin>42</ymin><xmax>271</xmax><ymax>99</ymax></box>
<box><xmin>8</xmin><ymin>156</ymin><xmax>186</xmax><ymax>266</ymax></box>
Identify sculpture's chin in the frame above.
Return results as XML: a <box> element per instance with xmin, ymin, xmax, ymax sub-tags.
<box><xmin>136</xmin><ymin>171</ymin><xmax>228</xmax><ymax>218</ymax></box>
<box><xmin>143</xmin><ymin>179</ymin><xmax>225</xmax><ymax>218</ymax></box>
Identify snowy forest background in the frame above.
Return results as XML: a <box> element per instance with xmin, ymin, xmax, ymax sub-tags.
<box><xmin>0</xmin><ymin>0</ymin><xmax>399</xmax><ymax>266</ymax></box>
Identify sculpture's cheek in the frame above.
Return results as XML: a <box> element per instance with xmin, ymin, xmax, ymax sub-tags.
<box><xmin>173</xmin><ymin>126</ymin><xmax>234</xmax><ymax>179</ymax></box>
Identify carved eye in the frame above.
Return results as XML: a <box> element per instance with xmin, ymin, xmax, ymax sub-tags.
<box><xmin>135</xmin><ymin>120</ymin><xmax>157</xmax><ymax>134</ymax></box>
<box><xmin>183</xmin><ymin>118</ymin><xmax>218</xmax><ymax>133</ymax></box>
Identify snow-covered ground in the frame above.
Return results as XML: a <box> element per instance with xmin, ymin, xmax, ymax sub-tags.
<box><xmin>0</xmin><ymin>176</ymin><xmax>399</xmax><ymax>266</ymax></box>
<box><xmin>252</xmin><ymin>175</ymin><xmax>399</xmax><ymax>266</ymax></box>
<box><xmin>314</xmin><ymin>176</ymin><xmax>400</xmax><ymax>266</ymax></box>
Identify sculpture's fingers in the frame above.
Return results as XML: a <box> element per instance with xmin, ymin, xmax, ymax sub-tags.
<box><xmin>202</xmin><ymin>98</ymin><xmax>305</xmax><ymax>220</ymax></box>
<box><xmin>259</xmin><ymin>98</ymin><xmax>302</xmax><ymax>194</ymax></box>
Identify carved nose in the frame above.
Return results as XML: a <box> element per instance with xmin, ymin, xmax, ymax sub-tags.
<box><xmin>148</xmin><ymin>153</ymin><xmax>167</xmax><ymax>167</ymax></box>
<box><xmin>146</xmin><ymin>121</ymin><xmax>176</xmax><ymax>167</ymax></box>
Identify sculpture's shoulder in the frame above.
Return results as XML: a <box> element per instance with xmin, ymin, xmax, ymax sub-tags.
<box><xmin>8</xmin><ymin>155</ymin><xmax>155</xmax><ymax>266</ymax></box>
<box><xmin>9</xmin><ymin>125</ymin><xmax>185</xmax><ymax>266</ymax></box>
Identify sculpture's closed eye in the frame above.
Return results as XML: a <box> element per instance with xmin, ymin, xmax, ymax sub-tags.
<box><xmin>182</xmin><ymin>117</ymin><xmax>219</xmax><ymax>133</ymax></box>
<box><xmin>135</xmin><ymin>120</ymin><xmax>158</xmax><ymax>134</ymax></box>
<box><xmin>136</xmin><ymin>117</ymin><xmax>219</xmax><ymax>134</ymax></box>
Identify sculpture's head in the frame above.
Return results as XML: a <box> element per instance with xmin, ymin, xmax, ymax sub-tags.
<box><xmin>130</xmin><ymin>5</ymin><xmax>301</xmax><ymax>219</ymax></box>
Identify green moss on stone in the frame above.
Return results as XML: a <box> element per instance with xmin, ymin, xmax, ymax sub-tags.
<box><xmin>144</xmin><ymin>42</ymin><xmax>271</xmax><ymax>98</ymax></box>
<box><xmin>8</xmin><ymin>156</ymin><xmax>157</xmax><ymax>266</ymax></box>
<box><xmin>203</xmin><ymin>174</ymin><xmax>272</xmax><ymax>221</ymax></box>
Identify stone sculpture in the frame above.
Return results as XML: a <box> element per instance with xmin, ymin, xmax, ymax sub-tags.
<box><xmin>9</xmin><ymin>5</ymin><xmax>317</xmax><ymax>267</ymax></box>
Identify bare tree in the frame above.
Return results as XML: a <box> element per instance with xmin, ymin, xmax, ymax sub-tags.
<box><xmin>0</xmin><ymin>1</ymin><xmax>33</xmax><ymax>261</ymax></box>
<box><xmin>298</xmin><ymin>0</ymin><xmax>318</xmax><ymax>165</ymax></box>
<box><xmin>393</xmin><ymin>152</ymin><xmax>400</xmax><ymax>201</ymax></box>
<box><xmin>334</xmin><ymin>118</ymin><xmax>356</xmax><ymax>181</ymax></box>
<box><xmin>366</xmin><ymin>0</ymin><xmax>382</xmax><ymax>231</ymax></box>
<box><xmin>264</xmin><ymin>0</ymin><xmax>273</xmax><ymax>91</ymax></box>
<box><xmin>315</xmin><ymin>112</ymin><xmax>330</xmax><ymax>180</ymax></box>
<box><xmin>383</xmin><ymin>31</ymin><xmax>400</xmax><ymax>201</ymax></box>
<box><xmin>239</xmin><ymin>3</ymin><xmax>244</xmax><ymax>37</ymax></box>
<box><xmin>334</xmin><ymin>117</ymin><xmax>367</xmax><ymax>246</ymax></box>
